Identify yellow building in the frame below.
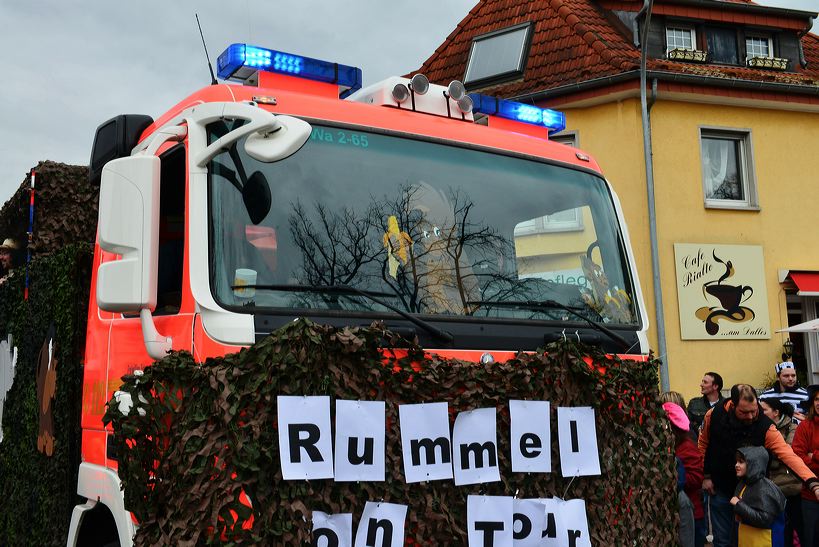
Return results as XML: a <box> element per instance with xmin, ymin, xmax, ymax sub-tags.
<box><xmin>417</xmin><ymin>0</ymin><xmax>819</xmax><ymax>399</ymax></box>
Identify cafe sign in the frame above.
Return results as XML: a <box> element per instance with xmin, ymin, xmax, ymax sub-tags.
<box><xmin>673</xmin><ymin>243</ymin><xmax>770</xmax><ymax>340</ymax></box>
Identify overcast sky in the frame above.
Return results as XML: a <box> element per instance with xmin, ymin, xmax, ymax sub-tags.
<box><xmin>0</xmin><ymin>0</ymin><xmax>815</xmax><ymax>204</ymax></box>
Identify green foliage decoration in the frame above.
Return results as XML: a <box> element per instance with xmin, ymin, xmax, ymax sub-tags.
<box><xmin>0</xmin><ymin>243</ymin><xmax>92</xmax><ymax>546</ymax></box>
<box><xmin>105</xmin><ymin>319</ymin><xmax>677</xmax><ymax>545</ymax></box>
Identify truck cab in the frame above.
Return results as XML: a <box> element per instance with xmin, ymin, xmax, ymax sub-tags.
<box><xmin>69</xmin><ymin>44</ymin><xmax>648</xmax><ymax>546</ymax></box>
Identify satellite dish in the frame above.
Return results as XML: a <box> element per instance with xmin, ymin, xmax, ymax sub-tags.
<box><xmin>447</xmin><ymin>80</ymin><xmax>466</xmax><ymax>101</ymax></box>
<box><xmin>392</xmin><ymin>83</ymin><xmax>410</xmax><ymax>103</ymax></box>
<box><xmin>409</xmin><ymin>73</ymin><xmax>429</xmax><ymax>95</ymax></box>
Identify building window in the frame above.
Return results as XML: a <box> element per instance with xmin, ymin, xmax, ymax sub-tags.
<box><xmin>666</xmin><ymin>27</ymin><xmax>696</xmax><ymax>53</ymax></box>
<box><xmin>700</xmin><ymin>128</ymin><xmax>757</xmax><ymax>208</ymax></box>
<box><xmin>514</xmin><ymin>208</ymin><xmax>584</xmax><ymax>236</ymax></box>
<box><xmin>550</xmin><ymin>131</ymin><xmax>578</xmax><ymax>146</ymax></box>
<box><xmin>706</xmin><ymin>27</ymin><xmax>739</xmax><ymax>65</ymax></box>
<box><xmin>464</xmin><ymin>22</ymin><xmax>532</xmax><ymax>87</ymax></box>
<box><xmin>746</xmin><ymin>35</ymin><xmax>773</xmax><ymax>61</ymax></box>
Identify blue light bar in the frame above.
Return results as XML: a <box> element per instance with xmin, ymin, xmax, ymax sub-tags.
<box><xmin>469</xmin><ymin>93</ymin><xmax>566</xmax><ymax>134</ymax></box>
<box><xmin>216</xmin><ymin>43</ymin><xmax>363</xmax><ymax>95</ymax></box>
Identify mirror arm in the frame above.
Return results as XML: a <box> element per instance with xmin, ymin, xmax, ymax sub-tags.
<box><xmin>143</xmin><ymin>126</ymin><xmax>188</xmax><ymax>156</ymax></box>
<box><xmin>135</xmin><ymin>126</ymin><xmax>188</xmax><ymax>360</ymax></box>
<box><xmin>194</xmin><ymin>115</ymin><xmax>279</xmax><ymax>168</ymax></box>
<box><xmin>140</xmin><ymin>309</ymin><xmax>173</xmax><ymax>360</ymax></box>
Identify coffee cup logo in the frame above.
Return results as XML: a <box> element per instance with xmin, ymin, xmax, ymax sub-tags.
<box><xmin>695</xmin><ymin>251</ymin><xmax>756</xmax><ymax>335</ymax></box>
<box><xmin>704</xmin><ymin>284</ymin><xmax>753</xmax><ymax>313</ymax></box>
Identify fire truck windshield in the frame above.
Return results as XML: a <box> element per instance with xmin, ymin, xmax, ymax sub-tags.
<box><xmin>207</xmin><ymin>122</ymin><xmax>639</xmax><ymax>329</ymax></box>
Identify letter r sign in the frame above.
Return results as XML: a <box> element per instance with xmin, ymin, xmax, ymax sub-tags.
<box><xmin>277</xmin><ymin>395</ymin><xmax>334</xmax><ymax>480</ymax></box>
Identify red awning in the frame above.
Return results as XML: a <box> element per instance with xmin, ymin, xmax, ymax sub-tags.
<box><xmin>788</xmin><ymin>272</ymin><xmax>819</xmax><ymax>296</ymax></box>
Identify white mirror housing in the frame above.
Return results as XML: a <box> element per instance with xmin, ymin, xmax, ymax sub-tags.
<box><xmin>244</xmin><ymin>115</ymin><xmax>312</xmax><ymax>162</ymax></box>
<box><xmin>97</xmin><ymin>156</ymin><xmax>160</xmax><ymax>312</ymax></box>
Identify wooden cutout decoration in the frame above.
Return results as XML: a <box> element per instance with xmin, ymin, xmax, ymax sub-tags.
<box><xmin>36</xmin><ymin>332</ymin><xmax>57</xmax><ymax>456</ymax></box>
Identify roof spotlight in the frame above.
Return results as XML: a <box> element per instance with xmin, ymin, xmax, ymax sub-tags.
<box><xmin>409</xmin><ymin>73</ymin><xmax>429</xmax><ymax>95</ymax></box>
<box><xmin>392</xmin><ymin>83</ymin><xmax>410</xmax><ymax>103</ymax></box>
<box><xmin>447</xmin><ymin>80</ymin><xmax>466</xmax><ymax>101</ymax></box>
<box><xmin>457</xmin><ymin>95</ymin><xmax>474</xmax><ymax>114</ymax></box>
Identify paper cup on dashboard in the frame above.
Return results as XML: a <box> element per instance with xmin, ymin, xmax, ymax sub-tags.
<box><xmin>233</xmin><ymin>268</ymin><xmax>257</xmax><ymax>298</ymax></box>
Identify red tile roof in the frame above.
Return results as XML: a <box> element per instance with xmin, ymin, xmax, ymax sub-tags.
<box><xmin>415</xmin><ymin>0</ymin><xmax>819</xmax><ymax>99</ymax></box>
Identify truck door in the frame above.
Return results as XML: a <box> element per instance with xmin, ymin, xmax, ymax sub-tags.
<box><xmin>103</xmin><ymin>142</ymin><xmax>194</xmax><ymax>466</ymax></box>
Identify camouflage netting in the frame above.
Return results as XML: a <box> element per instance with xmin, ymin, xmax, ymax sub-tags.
<box><xmin>0</xmin><ymin>161</ymin><xmax>94</xmax><ymax>254</ymax></box>
<box><xmin>0</xmin><ymin>244</ymin><xmax>92</xmax><ymax>545</ymax></box>
<box><xmin>105</xmin><ymin>319</ymin><xmax>677</xmax><ymax>546</ymax></box>
<box><xmin>0</xmin><ymin>163</ymin><xmax>93</xmax><ymax>545</ymax></box>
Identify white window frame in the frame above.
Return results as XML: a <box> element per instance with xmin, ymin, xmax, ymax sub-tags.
<box><xmin>804</xmin><ymin>296</ymin><xmax>819</xmax><ymax>381</ymax></box>
<box><xmin>666</xmin><ymin>26</ymin><xmax>697</xmax><ymax>53</ymax></box>
<box><xmin>699</xmin><ymin>126</ymin><xmax>758</xmax><ymax>210</ymax></box>
<box><xmin>745</xmin><ymin>35</ymin><xmax>773</xmax><ymax>62</ymax></box>
<box><xmin>514</xmin><ymin>208</ymin><xmax>584</xmax><ymax>236</ymax></box>
<box><xmin>550</xmin><ymin>130</ymin><xmax>579</xmax><ymax>147</ymax></box>
<box><xmin>464</xmin><ymin>22</ymin><xmax>532</xmax><ymax>86</ymax></box>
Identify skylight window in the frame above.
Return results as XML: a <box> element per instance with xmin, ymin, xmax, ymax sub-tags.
<box><xmin>464</xmin><ymin>22</ymin><xmax>532</xmax><ymax>87</ymax></box>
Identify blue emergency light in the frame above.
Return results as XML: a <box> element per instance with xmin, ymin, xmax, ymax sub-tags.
<box><xmin>469</xmin><ymin>93</ymin><xmax>566</xmax><ymax>134</ymax></box>
<box><xmin>216</xmin><ymin>43</ymin><xmax>363</xmax><ymax>95</ymax></box>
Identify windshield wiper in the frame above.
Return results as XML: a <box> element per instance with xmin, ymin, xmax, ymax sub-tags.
<box><xmin>467</xmin><ymin>299</ymin><xmax>630</xmax><ymax>351</ymax></box>
<box><xmin>233</xmin><ymin>283</ymin><xmax>454</xmax><ymax>344</ymax></box>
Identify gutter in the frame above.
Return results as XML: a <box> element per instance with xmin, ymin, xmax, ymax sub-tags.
<box><xmin>638</xmin><ymin>0</ymin><xmax>671</xmax><ymax>392</ymax></box>
<box><xmin>511</xmin><ymin>69</ymin><xmax>819</xmax><ymax>104</ymax></box>
<box><xmin>663</xmin><ymin>0</ymin><xmax>817</xmax><ymax>19</ymax></box>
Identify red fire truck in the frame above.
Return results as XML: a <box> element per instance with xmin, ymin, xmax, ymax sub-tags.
<box><xmin>66</xmin><ymin>43</ymin><xmax>648</xmax><ymax>546</ymax></box>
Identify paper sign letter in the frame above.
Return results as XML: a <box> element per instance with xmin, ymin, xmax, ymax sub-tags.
<box><xmin>557</xmin><ymin>407</ymin><xmax>601</xmax><ymax>477</ymax></box>
<box><xmin>313</xmin><ymin>511</ymin><xmax>353</xmax><ymax>547</ymax></box>
<box><xmin>278</xmin><ymin>395</ymin><xmax>334</xmax><ymax>480</ymax></box>
<box><xmin>453</xmin><ymin>407</ymin><xmax>500</xmax><ymax>486</ymax></box>
<box><xmin>399</xmin><ymin>402</ymin><xmax>453</xmax><ymax>483</ymax></box>
<box><xmin>354</xmin><ymin>501</ymin><xmax>407</xmax><ymax>547</ymax></box>
<box><xmin>335</xmin><ymin>400</ymin><xmax>385</xmax><ymax>482</ymax></box>
<box><xmin>467</xmin><ymin>495</ymin><xmax>513</xmax><ymax>547</ymax></box>
<box><xmin>510</xmin><ymin>400</ymin><xmax>551</xmax><ymax>473</ymax></box>
<box><xmin>513</xmin><ymin>499</ymin><xmax>547</xmax><ymax>546</ymax></box>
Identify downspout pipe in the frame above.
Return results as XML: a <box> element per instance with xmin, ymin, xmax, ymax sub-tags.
<box><xmin>639</xmin><ymin>0</ymin><xmax>671</xmax><ymax>391</ymax></box>
<box><xmin>798</xmin><ymin>19</ymin><xmax>813</xmax><ymax>68</ymax></box>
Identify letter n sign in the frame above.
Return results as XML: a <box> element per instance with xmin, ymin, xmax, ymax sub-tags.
<box><xmin>353</xmin><ymin>501</ymin><xmax>407</xmax><ymax>547</ymax></box>
<box><xmin>277</xmin><ymin>395</ymin><xmax>334</xmax><ymax>480</ymax></box>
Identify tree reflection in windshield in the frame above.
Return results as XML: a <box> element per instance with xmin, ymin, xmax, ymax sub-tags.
<box><xmin>207</xmin><ymin>122</ymin><xmax>638</xmax><ymax>325</ymax></box>
<box><xmin>287</xmin><ymin>183</ymin><xmax>521</xmax><ymax>316</ymax></box>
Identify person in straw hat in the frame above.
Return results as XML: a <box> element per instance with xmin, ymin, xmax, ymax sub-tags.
<box><xmin>0</xmin><ymin>238</ymin><xmax>20</xmax><ymax>281</ymax></box>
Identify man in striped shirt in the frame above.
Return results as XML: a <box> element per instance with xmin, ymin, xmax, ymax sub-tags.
<box><xmin>759</xmin><ymin>361</ymin><xmax>808</xmax><ymax>423</ymax></box>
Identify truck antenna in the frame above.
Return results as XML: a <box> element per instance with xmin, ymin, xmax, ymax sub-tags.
<box><xmin>195</xmin><ymin>13</ymin><xmax>218</xmax><ymax>86</ymax></box>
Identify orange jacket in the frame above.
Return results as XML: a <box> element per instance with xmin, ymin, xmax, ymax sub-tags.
<box><xmin>698</xmin><ymin>401</ymin><xmax>818</xmax><ymax>486</ymax></box>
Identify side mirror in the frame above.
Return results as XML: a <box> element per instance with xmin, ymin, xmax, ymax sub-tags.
<box><xmin>96</xmin><ymin>156</ymin><xmax>160</xmax><ymax>312</ymax></box>
<box><xmin>243</xmin><ymin>115</ymin><xmax>311</xmax><ymax>162</ymax></box>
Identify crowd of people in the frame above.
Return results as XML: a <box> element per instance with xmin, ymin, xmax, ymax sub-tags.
<box><xmin>664</xmin><ymin>364</ymin><xmax>819</xmax><ymax>547</ymax></box>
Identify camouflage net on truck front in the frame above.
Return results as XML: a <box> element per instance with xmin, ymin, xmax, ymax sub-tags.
<box><xmin>105</xmin><ymin>319</ymin><xmax>677</xmax><ymax>546</ymax></box>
